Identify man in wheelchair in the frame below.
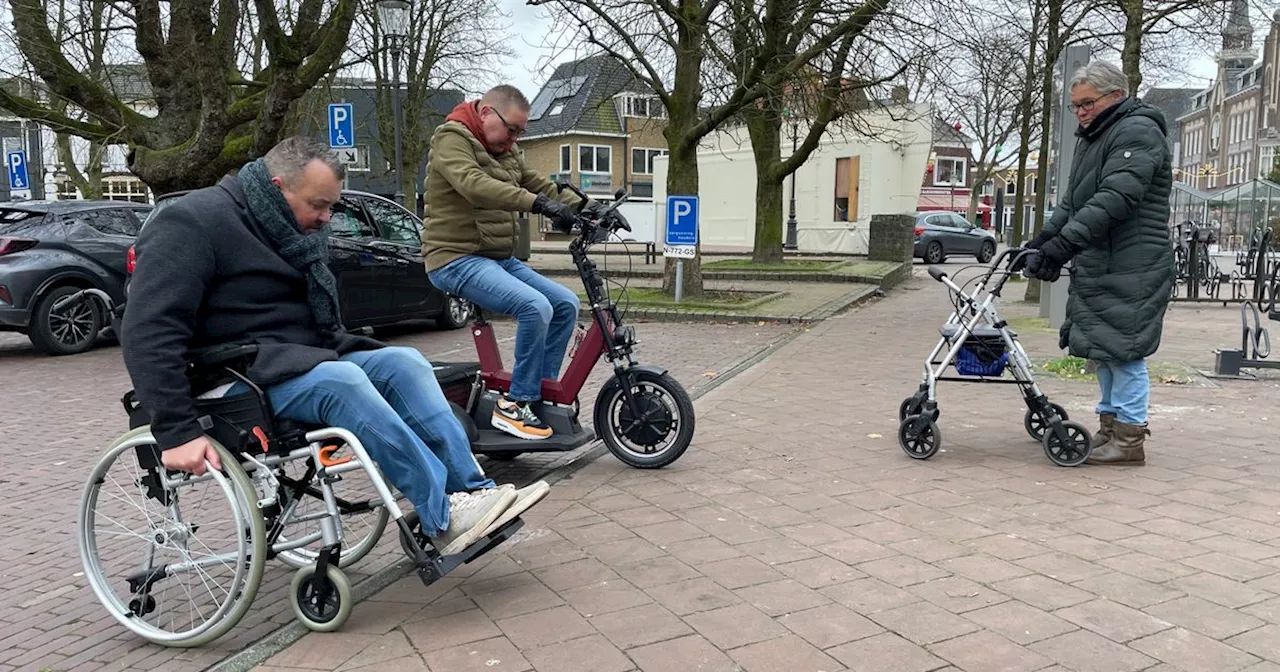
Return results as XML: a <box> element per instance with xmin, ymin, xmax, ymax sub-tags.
<box><xmin>120</xmin><ymin>136</ymin><xmax>546</xmax><ymax>557</ymax></box>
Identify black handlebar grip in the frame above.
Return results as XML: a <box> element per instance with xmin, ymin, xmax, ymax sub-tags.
<box><xmin>928</xmin><ymin>265</ymin><xmax>947</xmax><ymax>282</ymax></box>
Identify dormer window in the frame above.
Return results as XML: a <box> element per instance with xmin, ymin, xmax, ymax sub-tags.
<box><xmin>618</xmin><ymin>94</ymin><xmax>665</xmax><ymax>119</ymax></box>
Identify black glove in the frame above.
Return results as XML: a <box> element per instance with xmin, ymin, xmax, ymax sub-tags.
<box><xmin>582</xmin><ymin>200</ymin><xmax>607</xmax><ymax>218</ymax></box>
<box><xmin>533</xmin><ymin>193</ymin><xmax>576</xmax><ymax>233</ymax></box>
<box><xmin>1025</xmin><ymin>230</ymin><xmax>1054</xmax><ymax>250</ymax></box>
<box><xmin>1038</xmin><ymin>235</ymin><xmax>1080</xmax><ymax>266</ymax></box>
<box><xmin>1024</xmin><ymin>251</ymin><xmax>1062</xmax><ymax>282</ymax></box>
<box><xmin>603</xmin><ymin>209</ymin><xmax>631</xmax><ymax>232</ymax></box>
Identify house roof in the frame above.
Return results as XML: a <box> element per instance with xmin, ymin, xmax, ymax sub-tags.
<box><xmin>523</xmin><ymin>54</ymin><xmax>652</xmax><ymax>138</ymax></box>
<box><xmin>932</xmin><ymin>116</ymin><xmax>971</xmax><ymax>147</ymax></box>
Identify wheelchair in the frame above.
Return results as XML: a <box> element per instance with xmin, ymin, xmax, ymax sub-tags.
<box><xmin>76</xmin><ymin>343</ymin><xmax>525</xmax><ymax>647</ymax></box>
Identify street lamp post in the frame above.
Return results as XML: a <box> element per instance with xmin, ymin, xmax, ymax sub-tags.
<box><xmin>784</xmin><ymin>111</ymin><xmax>799</xmax><ymax>251</ymax></box>
<box><xmin>377</xmin><ymin>0</ymin><xmax>411</xmax><ymax>208</ymax></box>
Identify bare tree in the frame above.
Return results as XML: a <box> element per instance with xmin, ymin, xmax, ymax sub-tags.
<box><xmin>354</xmin><ymin>0</ymin><xmax>515</xmax><ymax>209</ymax></box>
<box><xmin>938</xmin><ymin>19</ymin><xmax>1028</xmax><ymax>224</ymax></box>
<box><xmin>0</xmin><ymin>0</ymin><xmax>358</xmax><ymax>194</ymax></box>
<box><xmin>530</xmin><ymin>0</ymin><xmax>898</xmax><ymax>297</ymax></box>
<box><xmin>722</xmin><ymin>0</ymin><xmax>913</xmax><ymax>262</ymax></box>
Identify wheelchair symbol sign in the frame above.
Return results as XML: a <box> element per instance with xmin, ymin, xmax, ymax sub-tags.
<box><xmin>7</xmin><ymin>151</ymin><xmax>28</xmax><ymax>191</ymax></box>
<box><xmin>328</xmin><ymin>103</ymin><xmax>354</xmax><ymax>148</ymax></box>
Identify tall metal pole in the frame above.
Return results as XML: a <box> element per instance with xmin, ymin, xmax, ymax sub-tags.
<box><xmin>784</xmin><ymin>118</ymin><xmax>799</xmax><ymax>250</ymax></box>
<box><xmin>391</xmin><ymin>44</ymin><xmax>405</xmax><ymax>208</ymax></box>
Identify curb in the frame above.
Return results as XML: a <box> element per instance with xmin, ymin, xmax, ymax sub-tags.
<box><xmin>205</xmin><ymin>315</ymin><xmax>818</xmax><ymax>672</ymax></box>
<box><xmin>537</xmin><ymin>266</ymin><xmax>904</xmax><ymax>286</ymax></box>
<box><xmin>577</xmin><ymin>284</ymin><xmax>882</xmax><ymax>326</ymax></box>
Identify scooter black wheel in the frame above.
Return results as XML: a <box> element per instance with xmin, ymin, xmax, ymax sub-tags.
<box><xmin>1042</xmin><ymin>420</ymin><xmax>1092</xmax><ymax>467</ymax></box>
<box><xmin>898</xmin><ymin>415</ymin><xmax>941</xmax><ymax>460</ymax></box>
<box><xmin>595</xmin><ymin>370</ymin><xmax>695</xmax><ymax>468</ymax></box>
<box><xmin>1024</xmin><ymin>403</ymin><xmax>1068</xmax><ymax>442</ymax></box>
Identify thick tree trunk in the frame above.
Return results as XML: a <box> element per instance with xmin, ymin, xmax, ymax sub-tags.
<box><xmin>1120</xmin><ymin>0</ymin><xmax>1144</xmax><ymax>94</ymax></box>
<box><xmin>746</xmin><ymin>109</ymin><xmax>785</xmax><ymax>263</ymax></box>
<box><xmin>1025</xmin><ymin>0</ymin><xmax>1062</xmax><ymax>305</ymax></box>
<box><xmin>661</xmin><ymin>135</ymin><xmax>705</xmax><ymax>296</ymax></box>
<box><xmin>1009</xmin><ymin>5</ymin><xmax>1041</xmax><ymax>247</ymax></box>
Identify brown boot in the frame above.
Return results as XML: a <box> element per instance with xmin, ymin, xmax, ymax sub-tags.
<box><xmin>1086</xmin><ymin>420</ymin><xmax>1148</xmax><ymax>466</ymax></box>
<box><xmin>1093</xmin><ymin>413</ymin><xmax>1116</xmax><ymax>449</ymax></box>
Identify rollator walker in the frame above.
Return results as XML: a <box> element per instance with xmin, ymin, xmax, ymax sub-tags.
<box><xmin>897</xmin><ymin>248</ymin><xmax>1095</xmax><ymax>466</ymax></box>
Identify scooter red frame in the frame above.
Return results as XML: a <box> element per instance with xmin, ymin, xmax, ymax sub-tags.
<box><xmin>470</xmin><ymin>308</ymin><xmax>610</xmax><ymax>406</ymax></box>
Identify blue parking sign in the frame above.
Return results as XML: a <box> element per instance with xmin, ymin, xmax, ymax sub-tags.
<box><xmin>665</xmin><ymin>195</ymin><xmax>699</xmax><ymax>247</ymax></box>
<box><xmin>7</xmin><ymin>151</ymin><xmax>28</xmax><ymax>191</ymax></box>
<box><xmin>328</xmin><ymin>103</ymin><xmax>354</xmax><ymax>148</ymax></box>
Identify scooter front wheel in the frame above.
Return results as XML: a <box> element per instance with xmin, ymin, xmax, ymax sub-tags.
<box><xmin>594</xmin><ymin>370</ymin><xmax>695</xmax><ymax>468</ymax></box>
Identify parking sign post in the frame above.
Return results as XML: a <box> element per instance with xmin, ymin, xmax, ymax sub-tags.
<box><xmin>7</xmin><ymin>151</ymin><xmax>30</xmax><ymax>201</ymax></box>
<box><xmin>664</xmin><ymin>196</ymin><xmax>699</xmax><ymax>304</ymax></box>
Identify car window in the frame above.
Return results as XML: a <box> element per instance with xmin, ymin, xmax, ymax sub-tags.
<box><xmin>82</xmin><ymin>208</ymin><xmax>141</xmax><ymax>237</ymax></box>
<box><xmin>364</xmin><ymin>197</ymin><xmax>423</xmax><ymax>246</ymax></box>
<box><xmin>950</xmin><ymin>214</ymin><xmax>973</xmax><ymax>229</ymax></box>
<box><xmin>0</xmin><ymin>209</ymin><xmax>46</xmax><ymax>234</ymax></box>
<box><xmin>923</xmin><ymin>214</ymin><xmax>946</xmax><ymax>228</ymax></box>
<box><xmin>327</xmin><ymin>199</ymin><xmax>377</xmax><ymax>239</ymax></box>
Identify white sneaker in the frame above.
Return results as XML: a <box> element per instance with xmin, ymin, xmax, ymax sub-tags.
<box><xmin>481</xmin><ymin>481</ymin><xmax>551</xmax><ymax>538</ymax></box>
<box><xmin>429</xmin><ymin>488</ymin><xmax>517</xmax><ymax>555</ymax></box>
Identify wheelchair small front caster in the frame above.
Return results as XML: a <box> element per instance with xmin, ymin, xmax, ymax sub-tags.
<box><xmin>290</xmin><ymin>565</ymin><xmax>353</xmax><ymax>632</ymax></box>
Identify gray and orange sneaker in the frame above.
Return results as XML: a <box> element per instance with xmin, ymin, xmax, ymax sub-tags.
<box><xmin>492</xmin><ymin>396</ymin><xmax>553</xmax><ymax>440</ymax></box>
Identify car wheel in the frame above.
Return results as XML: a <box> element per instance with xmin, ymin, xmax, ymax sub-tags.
<box><xmin>438</xmin><ymin>295</ymin><xmax>472</xmax><ymax>330</ymax></box>
<box><xmin>977</xmin><ymin>240</ymin><xmax>996</xmax><ymax>264</ymax></box>
<box><xmin>29</xmin><ymin>286</ymin><xmax>104</xmax><ymax>356</ymax></box>
<box><xmin>924</xmin><ymin>241</ymin><xmax>945</xmax><ymax>264</ymax></box>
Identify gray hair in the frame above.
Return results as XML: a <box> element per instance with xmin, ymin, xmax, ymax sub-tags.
<box><xmin>481</xmin><ymin>84</ymin><xmax>531</xmax><ymax>112</ymax></box>
<box><xmin>264</xmin><ymin>136</ymin><xmax>345</xmax><ymax>186</ymax></box>
<box><xmin>1069</xmin><ymin>61</ymin><xmax>1129</xmax><ymax>97</ymax></box>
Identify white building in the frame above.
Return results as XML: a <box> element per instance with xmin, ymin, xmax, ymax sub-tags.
<box><xmin>650</xmin><ymin>101</ymin><xmax>934</xmax><ymax>254</ymax></box>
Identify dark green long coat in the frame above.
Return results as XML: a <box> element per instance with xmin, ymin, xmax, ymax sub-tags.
<box><xmin>1047</xmin><ymin>97</ymin><xmax>1175</xmax><ymax>363</ymax></box>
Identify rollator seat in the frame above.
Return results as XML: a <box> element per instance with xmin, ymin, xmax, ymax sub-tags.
<box><xmin>941</xmin><ymin>324</ymin><xmax>1013</xmax><ymax>341</ymax></box>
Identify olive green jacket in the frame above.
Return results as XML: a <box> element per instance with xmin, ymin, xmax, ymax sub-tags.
<box><xmin>421</xmin><ymin>121</ymin><xmax>581</xmax><ymax>272</ymax></box>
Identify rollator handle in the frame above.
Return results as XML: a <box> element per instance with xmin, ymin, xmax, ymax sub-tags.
<box><xmin>928</xmin><ymin>266</ymin><xmax>947</xmax><ymax>282</ymax></box>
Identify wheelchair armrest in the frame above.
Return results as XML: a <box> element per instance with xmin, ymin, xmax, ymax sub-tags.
<box><xmin>185</xmin><ymin>343</ymin><xmax>260</xmax><ymax>373</ymax></box>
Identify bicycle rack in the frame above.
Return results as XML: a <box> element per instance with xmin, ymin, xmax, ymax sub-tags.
<box><xmin>1212</xmin><ymin>300</ymin><xmax>1280</xmax><ymax>378</ymax></box>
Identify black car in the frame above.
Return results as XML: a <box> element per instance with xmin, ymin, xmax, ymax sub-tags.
<box><xmin>912</xmin><ymin>210</ymin><xmax>998</xmax><ymax>265</ymax></box>
<box><xmin>0</xmin><ymin>200</ymin><xmax>154</xmax><ymax>355</ymax></box>
<box><xmin>127</xmin><ymin>189</ymin><xmax>472</xmax><ymax>335</ymax></box>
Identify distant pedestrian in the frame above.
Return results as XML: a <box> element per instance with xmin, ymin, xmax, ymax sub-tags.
<box><xmin>1021</xmin><ymin>60</ymin><xmax>1174</xmax><ymax>466</ymax></box>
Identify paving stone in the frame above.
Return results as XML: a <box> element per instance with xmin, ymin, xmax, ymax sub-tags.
<box><xmin>1169</xmin><ymin>572</ymin><xmax>1274</xmax><ymax>609</ymax></box>
<box><xmin>927</xmin><ymin>630</ymin><xmax>1055</xmax><ymax>672</ymax></box>
<box><xmin>522</xmin><ymin>634</ymin><xmax>635</xmax><ymax>672</ymax></box>
<box><xmin>964</xmin><ymin>600</ymin><xmax>1078</xmax><ymax>645</ymax></box>
<box><xmin>776</xmin><ymin>603</ymin><xmax>884</xmax><ymax>649</ymax></box>
<box><xmin>906</xmin><ymin>576</ymin><xmax>1011</xmax><ymax>614</ymax></box>
<box><xmin>990</xmin><ymin>575</ymin><xmax>1093</xmax><ymax>611</ymax></box>
<box><xmin>776</xmin><ymin>555</ymin><xmax>868</xmax><ymax>589</ymax></box>
<box><xmin>856</xmin><ymin>555</ymin><xmax>951</xmax><ymax>587</ymax></box>
<box><xmin>867</xmin><ymin>601</ymin><xmax>981</xmax><ymax>646</ymax></box>
<box><xmin>495</xmin><ymin>605</ymin><xmax>596</xmax><ymax>649</ymax></box>
<box><xmin>698</xmin><ymin>555</ymin><xmax>788</xmax><ymax>590</ymax></box>
<box><xmin>1130</xmin><ymin>627</ymin><xmax>1261</xmax><ymax>672</ymax></box>
<box><xmin>643</xmin><ymin>577</ymin><xmax>741</xmax><ymax>616</ymax></box>
<box><xmin>627</xmin><ymin>634</ymin><xmax>739</xmax><ymax>672</ymax></box>
<box><xmin>1055</xmin><ymin>598</ymin><xmax>1175</xmax><ymax>643</ymax></box>
<box><xmin>420</xmin><ymin>635</ymin><xmax>532</xmax><ymax>672</ymax></box>
<box><xmin>827</xmin><ymin>632</ymin><xmax>950</xmax><ymax>672</ymax></box>
<box><xmin>728</xmin><ymin>634</ymin><xmax>844</xmax><ymax>672</ymax></box>
<box><xmin>1227</xmin><ymin>625</ymin><xmax>1280</xmax><ymax>663</ymax></box>
<box><xmin>1145</xmin><ymin>595</ymin><xmax>1268</xmax><ymax>639</ymax></box>
<box><xmin>589</xmin><ymin>603</ymin><xmax>693</xmax><ymax>650</ymax></box>
<box><xmin>1030</xmin><ymin>630</ymin><xmax>1158</xmax><ymax>672</ymax></box>
<box><xmin>820</xmin><ymin>577</ymin><xmax>923</xmax><ymax>615</ymax></box>
<box><xmin>683</xmin><ymin>603</ymin><xmax>788</xmax><ymax>650</ymax></box>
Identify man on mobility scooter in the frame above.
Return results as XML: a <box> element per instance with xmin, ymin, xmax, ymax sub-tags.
<box><xmin>423</xmin><ymin>84</ymin><xmax>626</xmax><ymax>441</ymax></box>
<box><xmin>120</xmin><ymin>136</ymin><xmax>547</xmax><ymax>557</ymax></box>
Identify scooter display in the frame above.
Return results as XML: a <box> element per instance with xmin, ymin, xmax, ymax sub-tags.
<box><xmin>436</xmin><ymin>184</ymin><xmax>696</xmax><ymax>469</ymax></box>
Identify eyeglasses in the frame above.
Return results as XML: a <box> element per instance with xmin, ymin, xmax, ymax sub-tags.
<box><xmin>489</xmin><ymin>107</ymin><xmax>525</xmax><ymax>137</ymax></box>
<box><xmin>1070</xmin><ymin>91</ymin><xmax>1118</xmax><ymax>113</ymax></box>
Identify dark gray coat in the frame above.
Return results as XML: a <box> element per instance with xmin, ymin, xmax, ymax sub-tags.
<box><xmin>1046</xmin><ymin>97</ymin><xmax>1175</xmax><ymax>362</ymax></box>
<box><xmin>121</xmin><ymin>176</ymin><xmax>383</xmax><ymax>449</ymax></box>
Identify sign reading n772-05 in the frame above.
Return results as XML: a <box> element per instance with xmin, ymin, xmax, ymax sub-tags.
<box><xmin>663</xmin><ymin>245</ymin><xmax>696</xmax><ymax>259</ymax></box>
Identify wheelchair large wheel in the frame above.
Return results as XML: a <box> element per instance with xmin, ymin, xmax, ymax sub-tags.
<box><xmin>77</xmin><ymin>428</ymin><xmax>267</xmax><ymax>647</ymax></box>
<box><xmin>273</xmin><ymin>458</ymin><xmax>389</xmax><ymax>570</ymax></box>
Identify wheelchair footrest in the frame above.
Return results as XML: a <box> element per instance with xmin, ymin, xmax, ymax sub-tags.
<box><xmin>414</xmin><ymin>517</ymin><xmax>526</xmax><ymax>587</ymax></box>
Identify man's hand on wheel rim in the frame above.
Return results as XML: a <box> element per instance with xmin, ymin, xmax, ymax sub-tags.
<box><xmin>162</xmin><ymin>436</ymin><xmax>221</xmax><ymax>475</ymax></box>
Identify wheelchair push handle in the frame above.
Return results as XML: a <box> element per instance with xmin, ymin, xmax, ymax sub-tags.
<box><xmin>928</xmin><ymin>266</ymin><xmax>947</xmax><ymax>282</ymax></box>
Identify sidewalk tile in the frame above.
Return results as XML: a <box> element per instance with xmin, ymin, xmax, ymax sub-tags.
<box><xmin>728</xmin><ymin>634</ymin><xmax>844</xmax><ymax>672</ymax></box>
<box><xmin>420</xmin><ymin>635</ymin><xmax>531</xmax><ymax>672</ymax></box>
<box><xmin>589</xmin><ymin>603</ymin><xmax>693</xmax><ymax>650</ymax></box>
<box><xmin>522</xmin><ymin>634</ymin><xmax>634</xmax><ymax>672</ymax></box>
<box><xmin>627</xmin><ymin>634</ymin><xmax>738</xmax><ymax>672</ymax></box>
<box><xmin>683</xmin><ymin>603</ymin><xmax>788</xmax><ymax>649</ymax></box>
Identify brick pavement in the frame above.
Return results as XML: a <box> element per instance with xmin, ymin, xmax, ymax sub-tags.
<box><xmin>0</xmin><ymin>317</ymin><xmax>796</xmax><ymax>672</ymax></box>
<box><xmin>251</xmin><ymin>263</ymin><xmax>1280</xmax><ymax>672</ymax></box>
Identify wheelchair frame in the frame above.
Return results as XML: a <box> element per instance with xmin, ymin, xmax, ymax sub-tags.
<box><xmin>77</xmin><ymin>343</ymin><xmax>525</xmax><ymax>647</ymax></box>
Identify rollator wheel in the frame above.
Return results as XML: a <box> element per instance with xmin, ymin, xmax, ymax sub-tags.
<box><xmin>898</xmin><ymin>415</ymin><xmax>941</xmax><ymax>460</ymax></box>
<box><xmin>77</xmin><ymin>428</ymin><xmax>267</xmax><ymax>647</ymax></box>
<box><xmin>898</xmin><ymin>397</ymin><xmax>914</xmax><ymax>421</ymax></box>
<box><xmin>1042</xmin><ymin>420</ymin><xmax>1092</xmax><ymax>467</ymax></box>
<box><xmin>290</xmin><ymin>564</ymin><xmax>353</xmax><ymax>632</ymax></box>
<box><xmin>1024</xmin><ymin>403</ymin><xmax>1068</xmax><ymax>441</ymax></box>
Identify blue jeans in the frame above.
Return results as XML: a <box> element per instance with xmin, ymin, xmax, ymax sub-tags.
<box><xmin>429</xmin><ymin>255</ymin><xmax>580</xmax><ymax>402</ymax></box>
<box><xmin>1095</xmin><ymin>358</ymin><xmax>1149</xmax><ymax>425</ymax></box>
<box><xmin>228</xmin><ymin>347</ymin><xmax>493</xmax><ymax>537</ymax></box>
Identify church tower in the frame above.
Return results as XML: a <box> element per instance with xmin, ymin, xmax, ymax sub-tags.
<box><xmin>1220</xmin><ymin>0</ymin><xmax>1256</xmax><ymax>90</ymax></box>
